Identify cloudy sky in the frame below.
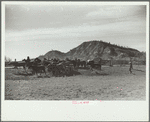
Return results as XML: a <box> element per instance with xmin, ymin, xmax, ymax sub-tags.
<box><xmin>4</xmin><ymin>2</ymin><xmax>147</xmax><ymax>61</ymax></box>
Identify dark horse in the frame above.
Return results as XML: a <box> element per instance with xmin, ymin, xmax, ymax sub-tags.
<box><xmin>23</xmin><ymin>58</ymin><xmax>46</xmax><ymax>76</ymax></box>
<box><xmin>9</xmin><ymin>61</ymin><xmax>26</xmax><ymax>69</ymax></box>
<box><xmin>69</xmin><ymin>60</ymin><xmax>77</xmax><ymax>68</ymax></box>
<box><xmin>22</xmin><ymin>59</ymin><xmax>33</xmax><ymax>67</ymax></box>
<box><xmin>28</xmin><ymin>65</ymin><xmax>46</xmax><ymax>76</ymax></box>
<box><xmin>87</xmin><ymin>58</ymin><xmax>102</xmax><ymax>70</ymax></box>
<box><xmin>79</xmin><ymin>61</ymin><xmax>86</xmax><ymax>67</ymax></box>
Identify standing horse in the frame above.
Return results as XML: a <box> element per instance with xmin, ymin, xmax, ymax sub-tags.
<box><xmin>9</xmin><ymin>61</ymin><xmax>26</xmax><ymax>69</ymax></box>
<box><xmin>33</xmin><ymin>58</ymin><xmax>42</xmax><ymax>65</ymax></box>
<box><xmin>87</xmin><ymin>58</ymin><xmax>102</xmax><ymax>70</ymax></box>
<box><xmin>68</xmin><ymin>59</ymin><xmax>77</xmax><ymax>68</ymax></box>
<box><xmin>22</xmin><ymin>59</ymin><xmax>34</xmax><ymax>74</ymax></box>
<box><xmin>47</xmin><ymin>63</ymin><xmax>61</xmax><ymax>77</ymax></box>
<box><xmin>47</xmin><ymin>60</ymin><xmax>73</xmax><ymax>76</ymax></box>
<box><xmin>80</xmin><ymin>61</ymin><xmax>86</xmax><ymax>68</ymax></box>
<box><xmin>23</xmin><ymin>58</ymin><xmax>46</xmax><ymax>76</ymax></box>
<box><xmin>42</xmin><ymin>58</ymin><xmax>52</xmax><ymax>66</ymax></box>
<box><xmin>28</xmin><ymin>65</ymin><xmax>46</xmax><ymax>76</ymax></box>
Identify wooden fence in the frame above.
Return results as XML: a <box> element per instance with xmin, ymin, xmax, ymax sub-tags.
<box><xmin>102</xmin><ymin>60</ymin><xmax>146</xmax><ymax>66</ymax></box>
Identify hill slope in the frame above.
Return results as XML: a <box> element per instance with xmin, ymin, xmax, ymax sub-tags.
<box><xmin>38</xmin><ymin>40</ymin><xmax>146</xmax><ymax>61</ymax></box>
<box><xmin>38</xmin><ymin>50</ymin><xmax>65</xmax><ymax>60</ymax></box>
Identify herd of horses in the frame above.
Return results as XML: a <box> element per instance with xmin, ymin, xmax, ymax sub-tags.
<box><xmin>9</xmin><ymin>57</ymin><xmax>102</xmax><ymax>77</ymax></box>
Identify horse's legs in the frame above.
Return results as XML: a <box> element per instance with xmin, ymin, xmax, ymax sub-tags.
<box><xmin>35</xmin><ymin>71</ymin><xmax>38</xmax><ymax>77</ymax></box>
<box><xmin>90</xmin><ymin>65</ymin><xmax>93</xmax><ymax>71</ymax></box>
<box><xmin>24</xmin><ymin>66</ymin><xmax>28</xmax><ymax>74</ymax></box>
<box><xmin>44</xmin><ymin>69</ymin><xmax>46</xmax><ymax>75</ymax></box>
<box><xmin>91</xmin><ymin>67</ymin><xmax>93</xmax><ymax>71</ymax></box>
<box><xmin>129</xmin><ymin>68</ymin><xmax>132</xmax><ymax>74</ymax></box>
<box><xmin>73</xmin><ymin>63</ymin><xmax>75</xmax><ymax>68</ymax></box>
<box><xmin>40</xmin><ymin>70</ymin><xmax>42</xmax><ymax>76</ymax></box>
<box><xmin>32</xmin><ymin>70</ymin><xmax>34</xmax><ymax>75</ymax></box>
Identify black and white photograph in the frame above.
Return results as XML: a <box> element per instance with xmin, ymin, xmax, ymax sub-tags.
<box><xmin>2</xmin><ymin>1</ymin><xmax>149</xmax><ymax>121</ymax></box>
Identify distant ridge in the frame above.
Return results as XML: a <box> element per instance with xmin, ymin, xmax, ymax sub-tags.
<box><xmin>38</xmin><ymin>40</ymin><xmax>146</xmax><ymax>61</ymax></box>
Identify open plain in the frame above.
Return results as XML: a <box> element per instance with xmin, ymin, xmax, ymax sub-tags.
<box><xmin>5</xmin><ymin>65</ymin><xmax>146</xmax><ymax>100</ymax></box>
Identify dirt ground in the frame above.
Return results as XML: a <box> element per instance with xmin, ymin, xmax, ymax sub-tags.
<box><xmin>5</xmin><ymin>65</ymin><xmax>146</xmax><ymax>100</ymax></box>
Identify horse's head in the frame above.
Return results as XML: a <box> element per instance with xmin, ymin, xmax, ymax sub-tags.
<box><xmin>22</xmin><ymin>59</ymin><xmax>26</xmax><ymax>62</ymax></box>
<box><xmin>34</xmin><ymin>58</ymin><xmax>41</xmax><ymax>63</ymax></box>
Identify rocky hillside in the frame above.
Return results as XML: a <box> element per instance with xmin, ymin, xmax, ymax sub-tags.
<box><xmin>66</xmin><ymin>40</ymin><xmax>145</xmax><ymax>60</ymax></box>
<box><xmin>38</xmin><ymin>40</ymin><xmax>146</xmax><ymax>61</ymax></box>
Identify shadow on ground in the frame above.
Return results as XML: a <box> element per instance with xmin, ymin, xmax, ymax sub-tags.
<box><xmin>133</xmin><ymin>69</ymin><xmax>145</xmax><ymax>72</ymax></box>
<box><xmin>14</xmin><ymin>72</ymin><xmax>33</xmax><ymax>76</ymax></box>
<box><xmin>6</xmin><ymin>67</ymin><xmax>110</xmax><ymax>80</ymax></box>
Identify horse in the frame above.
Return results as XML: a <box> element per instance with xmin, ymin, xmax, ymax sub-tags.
<box><xmin>79</xmin><ymin>61</ymin><xmax>86</xmax><ymax>68</ymax></box>
<box><xmin>28</xmin><ymin>65</ymin><xmax>46</xmax><ymax>76</ymax></box>
<box><xmin>23</xmin><ymin>58</ymin><xmax>45</xmax><ymax>75</ymax></box>
<box><xmin>47</xmin><ymin>60</ymin><xmax>73</xmax><ymax>77</ymax></box>
<box><xmin>22</xmin><ymin>59</ymin><xmax>34</xmax><ymax>67</ymax></box>
<box><xmin>56</xmin><ymin>62</ymin><xmax>67</xmax><ymax>76</ymax></box>
<box><xmin>33</xmin><ymin>58</ymin><xmax>42</xmax><ymax>66</ymax></box>
<box><xmin>8</xmin><ymin>61</ymin><xmax>26</xmax><ymax>69</ymax></box>
<box><xmin>72</xmin><ymin>59</ymin><xmax>86</xmax><ymax>68</ymax></box>
<box><xmin>42</xmin><ymin>59</ymin><xmax>52</xmax><ymax>67</ymax></box>
<box><xmin>76</xmin><ymin>59</ymin><xmax>80</xmax><ymax>67</ymax></box>
<box><xmin>47</xmin><ymin>63</ymin><xmax>61</xmax><ymax>77</ymax></box>
<box><xmin>87</xmin><ymin>60</ymin><xmax>94</xmax><ymax>70</ymax></box>
<box><xmin>68</xmin><ymin>59</ymin><xmax>77</xmax><ymax>68</ymax></box>
<box><xmin>87</xmin><ymin>58</ymin><xmax>102</xmax><ymax>70</ymax></box>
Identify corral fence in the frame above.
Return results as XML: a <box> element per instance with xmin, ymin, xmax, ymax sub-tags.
<box><xmin>102</xmin><ymin>60</ymin><xmax>146</xmax><ymax>66</ymax></box>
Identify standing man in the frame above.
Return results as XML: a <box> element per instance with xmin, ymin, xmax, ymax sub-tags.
<box><xmin>110</xmin><ymin>57</ymin><xmax>113</xmax><ymax>67</ymax></box>
<box><xmin>27</xmin><ymin>56</ymin><xmax>30</xmax><ymax>63</ymax></box>
<box><xmin>131</xmin><ymin>60</ymin><xmax>133</xmax><ymax>69</ymax></box>
<box><xmin>99</xmin><ymin>58</ymin><xmax>102</xmax><ymax>70</ymax></box>
<box><xmin>129</xmin><ymin>61</ymin><xmax>132</xmax><ymax>74</ymax></box>
<box><xmin>130</xmin><ymin>58</ymin><xmax>133</xmax><ymax>69</ymax></box>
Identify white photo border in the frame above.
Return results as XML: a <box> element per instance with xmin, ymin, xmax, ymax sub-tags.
<box><xmin>1</xmin><ymin>1</ymin><xmax>149</xmax><ymax>121</ymax></box>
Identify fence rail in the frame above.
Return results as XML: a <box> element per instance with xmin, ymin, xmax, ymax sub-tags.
<box><xmin>102</xmin><ymin>60</ymin><xmax>146</xmax><ymax>66</ymax></box>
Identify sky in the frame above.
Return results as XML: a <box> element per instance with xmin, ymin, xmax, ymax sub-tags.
<box><xmin>4</xmin><ymin>2</ymin><xmax>147</xmax><ymax>61</ymax></box>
